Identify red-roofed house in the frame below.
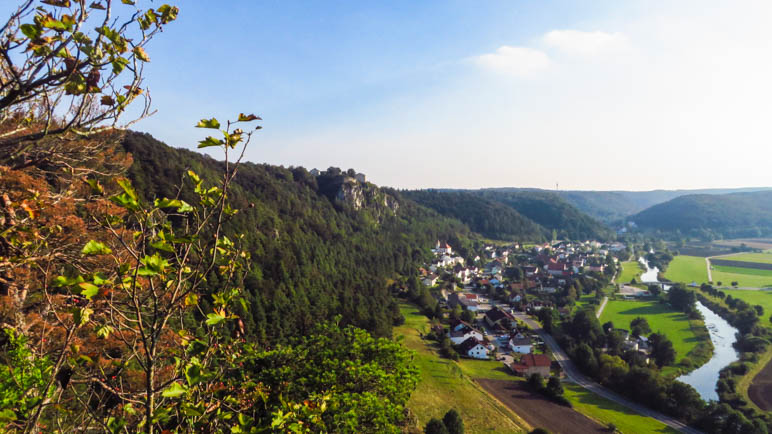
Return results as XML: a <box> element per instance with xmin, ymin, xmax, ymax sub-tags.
<box><xmin>509</xmin><ymin>353</ymin><xmax>551</xmax><ymax>377</ymax></box>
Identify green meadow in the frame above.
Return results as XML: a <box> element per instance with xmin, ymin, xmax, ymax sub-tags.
<box><xmin>598</xmin><ymin>299</ymin><xmax>703</xmax><ymax>363</ymax></box>
<box><xmin>664</xmin><ymin>255</ymin><xmax>709</xmax><ymax>285</ymax></box>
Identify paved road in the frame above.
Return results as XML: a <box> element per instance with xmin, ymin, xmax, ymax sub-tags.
<box><xmin>596</xmin><ymin>296</ymin><xmax>608</xmax><ymax>319</ymax></box>
<box><xmin>514</xmin><ymin>313</ymin><xmax>703</xmax><ymax>434</ymax></box>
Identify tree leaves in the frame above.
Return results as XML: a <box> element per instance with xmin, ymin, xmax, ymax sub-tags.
<box><xmin>161</xmin><ymin>382</ymin><xmax>188</xmax><ymax>398</ymax></box>
<box><xmin>133</xmin><ymin>46</ymin><xmax>150</xmax><ymax>62</ymax></box>
<box><xmin>197</xmin><ymin>136</ymin><xmax>222</xmax><ymax>149</ymax></box>
<box><xmin>82</xmin><ymin>240</ymin><xmax>112</xmax><ymax>256</ymax></box>
<box><xmin>237</xmin><ymin>113</ymin><xmax>261</xmax><ymax>122</ymax></box>
<box><xmin>78</xmin><ymin>282</ymin><xmax>99</xmax><ymax>300</ymax></box>
<box><xmin>195</xmin><ymin>118</ymin><xmax>221</xmax><ymax>129</ymax></box>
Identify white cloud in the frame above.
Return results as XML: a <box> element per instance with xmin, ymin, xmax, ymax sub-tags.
<box><xmin>473</xmin><ymin>46</ymin><xmax>550</xmax><ymax>77</ymax></box>
<box><xmin>543</xmin><ymin>30</ymin><xmax>628</xmax><ymax>56</ymax></box>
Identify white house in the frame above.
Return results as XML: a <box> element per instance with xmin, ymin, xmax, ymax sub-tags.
<box><xmin>458</xmin><ymin>337</ymin><xmax>489</xmax><ymax>359</ymax></box>
<box><xmin>422</xmin><ymin>274</ymin><xmax>438</xmax><ymax>287</ymax></box>
<box><xmin>449</xmin><ymin>322</ymin><xmax>484</xmax><ymax>345</ymax></box>
<box><xmin>509</xmin><ymin>336</ymin><xmax>533</xmax><ymax>354</ymax></box>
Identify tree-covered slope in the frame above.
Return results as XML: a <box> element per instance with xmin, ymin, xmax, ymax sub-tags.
<box><xmin>477</xmin><ymin>190</ymin><xmax>613</xmax><ymax>241</ymax></box>
<box><xmin>403</xmin><ymin>190</ymin><xmax>547</xmax><ymax>242</ymax></box>
<box><xmin>123</xmin><ymin>132</ymin><xmax>473</xmax><ymax>342</ymax></box>
<box><xmin>631</xmin><ymin>191</ymin><xmax>772</xmax><ymax>238</ymax></box>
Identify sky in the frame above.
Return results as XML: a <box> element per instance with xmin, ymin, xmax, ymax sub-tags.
<box><xmin>22</xmin><ymin>0</ymin><xmax>772</xmax><ymax>190</ymax></box>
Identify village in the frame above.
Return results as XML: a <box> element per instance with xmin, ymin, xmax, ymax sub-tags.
<box><xmin>418</xmin><ymin>239</ymin><xmax>653</xmax><ymax>376</ymax></box>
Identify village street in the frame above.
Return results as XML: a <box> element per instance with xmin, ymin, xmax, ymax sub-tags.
<box><xmin>513</xmin><ymin>313</ymin><xmax>703</xmax><ymax>434</ymax></box>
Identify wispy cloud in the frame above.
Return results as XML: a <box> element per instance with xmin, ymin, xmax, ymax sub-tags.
<box><xmin>543</xmin><ymin>30</ymin><xmax>629</xmax><ymax>56</ymax></box>
<box><xmin>473</xmin><ymin>46</ymin><xmax>550</xmax><ymax>77</ymax></box>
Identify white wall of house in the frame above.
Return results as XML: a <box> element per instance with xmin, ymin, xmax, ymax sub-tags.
<box><xmin>509</xmin><ymin>343</ymin><xmax>532</xmax><ymax>354</ymax></box>
<box><xmin>466</xmin><ymin>344</ymin><xmax>489</xmax><ymax>359</ymax></box>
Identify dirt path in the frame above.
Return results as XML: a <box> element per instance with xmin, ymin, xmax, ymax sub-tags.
<box><xmin>596</xmin><ymin>296</ymin><xmax>608</xmax><ymax>319</ymax></box>
<box><xmin>706</xmin><ymin>257</ymin><xmax>712</xmax><ymax>283</ymax></box>
<box><xmin>477</xmin><ymin>379</ymin><xmax>606</xmax><ymax>434</ymax></box>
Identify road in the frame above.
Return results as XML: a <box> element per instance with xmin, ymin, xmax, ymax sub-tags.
<box><xmin>514</xmin><ymin>313</ymin><xmax>703</xmax><ymax>434</ymax></box>
<box><xmin>596</xmin><ymin>296</ymin><xmax>608</xmax><ymax>319</ymax></box>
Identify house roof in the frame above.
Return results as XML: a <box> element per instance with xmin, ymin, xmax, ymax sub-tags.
<box><xmin>457</xmin><ymin>336</ymin><xmax>485</xmax><ymax>353</ymax></box>
<box><xmin>510</xmin><ymin>337</ymin><xmax>531</xmax><ymax>346</ymax></box>
<box><xmin>485</xmin><ymin>307</ymin><xmax>512</xmax><ymax>324</ymax></box>
<box><xmin>513</xmin><ymin>353</ymin><xmax>550</xmax><ymax>369</ymax></box>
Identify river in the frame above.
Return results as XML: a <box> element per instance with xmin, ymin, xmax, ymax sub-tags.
<box><xmin>638</xmin><ymin>256</ymin><xmax>740</xmax><ymax>401</ymax></box>
<box><xmin>676</xmin><ymin>301</ymin><xmax>739</xmax><ymax>401</ymax></box>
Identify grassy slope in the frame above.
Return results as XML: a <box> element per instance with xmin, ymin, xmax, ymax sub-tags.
<box><xmin>599</xmin><ymin>300</ymin><xmax>700</xmax><ymax>362</ymax></box>
<box><xmin>396</xmin><ymin>304</ymin><xmax>529</xmax><ymax>433</ymax></box>
<box><xmin>562</xmin><ymin>384</ymin><xmax>678</xmax><ymax>434</ymax></box>
<box><xmin>664</xmin><ymin>255</ymin><xmax>709</xmax><ymax>284</ymax></box>
<box><xmin>618</xmin><ymin>261</ymin><xmax>645</xmax><ymax>283</ymax></box>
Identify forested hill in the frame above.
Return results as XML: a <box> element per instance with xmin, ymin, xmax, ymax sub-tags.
<box><xmin>483</xmin><ymin>187</ymin><xmax>772</xmax><ymax>223</ymax></box>
<box><xmin>122</xmin><ymin>132</ymin><xmax>473</xmax><ymax>342</ymax></box>
<box><xmin>403</xmin><ymin>190</ymin><xmax>547</xmax><ymax>242</ymax></box>
<box><xmin>631</xmin><ymin>191</ymin><xmax>772</xmax><ymax>239</ymax></box>
<box><xmin>476</xmin><ymin>190</ymin><xmax>613</xmax><ymax>241</ymax></box>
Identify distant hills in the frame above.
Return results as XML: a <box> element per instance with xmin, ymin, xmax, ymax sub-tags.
<box><xmin>408</xmin><ymin>186</ymin><xmax>772</xmax><ymax>242</ymax></box>
<box><xmin>630</xmin><ymin>191</ymin><xmax>772</xmax><ymax>239</ymax></box>
<box><xmin>482</xmin><ymin>187</ymin><xmax>772</xmax><ymax>223</ymax></box>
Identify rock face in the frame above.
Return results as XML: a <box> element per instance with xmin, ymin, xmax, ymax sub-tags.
<box><xmin>317</xmin><ymin>174</ymin><xmax>399</xmax><ymax>221</ymax></box>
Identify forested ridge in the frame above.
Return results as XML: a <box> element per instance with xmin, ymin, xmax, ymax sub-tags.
<box><xmin>631</xmin><ymin>191</ymin><xmax>772</xmax><ymax>239</ymax></box>
<box><xmin>408</xmin><ymin>189</ymin><xmax>613</xmax><ymax>241</ymax></box>
<box><xmin>123</xmin><ymin>132</ymin><xmax>474</xmax><ymax>342</ymax></box>
<box><xmin>403</xmin><ymin>190</ymin><xmax>547</xmax><ymax>241</ymax></box>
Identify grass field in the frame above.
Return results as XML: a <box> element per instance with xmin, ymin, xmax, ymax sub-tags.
<box><xmin>396</xmin><ymin>303</ymin><xmax>529</xmax><ymax>433</ymax></box>
<box><xmin>716</xmin><ymin>290</ymin><xmax>772</xmax><ymax>328</ymax></box>
<box><xmin>664</xmin><ymin>255</ymin><xmax>709</xmax><ymax>284</ymax></box>
<box><xmin>562</xmin><ymin>383</ymin><xmax>678</xmax><ymax>434</ymax></box>
<box><xmin>712</xmin><ymin>268</ymin><xmax>772</xmax><ymax>288</ymax></box>
<box><xmin>618</xmin><ymin>261</ymin><xmax>645</xmax><ymax>284</ymax></box>
<box><xmin>720</xmin><ymin>252</ymin><xmax>772</xmax><ymax>264</ymax></box>
<box><xmin>598</xmin><ymin>299</ymin><xmax>701</xmax><ymax>362</ymax></box>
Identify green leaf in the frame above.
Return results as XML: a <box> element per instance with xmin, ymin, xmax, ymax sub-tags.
<box><xmin>150</xmin><ymin>240</ymin><xmax>174</xmax><ymax>253</ymax></box>
<box><xmin>111</xmin><ymin>57</ymin><xmax>129</xmax><ymax>74</ymax></box>
<box><xmin>116</xmin><ymin>178</ymin><xmax>138</xmax><ymax>201</ymax></box>
<box><xmin>78</xmin><ymin>282</ymin><xmax>99</xmax><ymax>300</ymax></box>
<box><xmin>195</xmin><ymin>118</ymin><xmax>220</xmax><ymax>129</ymax></box>
<box><xmin>184</xmin><ymin>293</ymin><xmax>198</xmax><ymax>306</ymax></box>
<box><xmin>197</xmin><ymin>136</ymin><xmax>222</xmax><ymax>149</ymax></box>
<box><xmin>154</xmin><ymin>198</ymin><xmax>182</xmax><ymax>209</ymax></box>
<box><xmin>82</xmin><ymin>240</ymin><xmax>112</xmax><ymax>256</ymax></box>
<box><xmin>237</xmin><ymin>113</ymin><xmax>261</xmax><ymax>122</ymax></box>
<box><xmin>161</xmin><ymin>382</ymin><xmax>187</xmax><ymax>398</ymax></box>
<box><xmin>54</xmin><ymin>275</ymin><xmax>85</xmax><ymax>287</ymax></box>
<box><xmin>205</xmin><ymin>312</ymin><xmax>225</xmax><ymax>326</ymax></box>
<box><xmin>85</xmin><ymin>178</ymin><xmax>104</xmax><ymax>194</ymax></box>
<box><xmin>20</xmin><ymin>24</ymin><xmax>41</xmax><ymax>40</ymax></box>
<box><xmin>95</xmin><ymin>324</ymin><xmax>114</xmax><ymax>338</ymax></box>
<box><xmin>73</xmin><ymin>307</ymin><xmax>93</xmax><ymax>326</ymax></box>
<box><xmin>186</xmin><ymin>170</ymin><xmax>201</xmax><ymax>184</ymax></box>
<box><xmin>93</xmin><ymin>272</ymin><xmax>111</xmax><ymax>285</ymax></box>
<box><xmin>138</xmin><ymin>253</ymin><xmax>169</xmax><ymax>276</ymax></box>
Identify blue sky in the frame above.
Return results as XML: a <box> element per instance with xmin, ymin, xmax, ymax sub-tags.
<box><xmin>13</xmin><ymin>1</ymin><xmax>772</xmax><ymax>190</ymax></box>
